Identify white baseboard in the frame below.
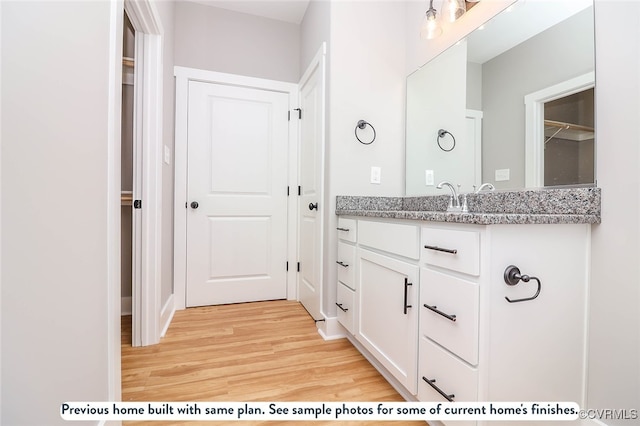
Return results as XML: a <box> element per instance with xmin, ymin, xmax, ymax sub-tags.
<box><xmin>121</xmin><ymin>296</ymin><xmax>132</xmax><ymax>316</ymax></box>
<box><xmin>316</xmin><ymin>316</ymin><xmax>347</xmax><ymax>341</ymax></box>
<box><xmin>160</xmin><ymin>294</ymin><xmax>175</xmax><ymax>338</ymax></box>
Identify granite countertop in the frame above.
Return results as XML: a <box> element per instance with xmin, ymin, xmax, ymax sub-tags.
<box><xmin>335</xmin><ymin>187</ymin><xmax>601</xmax><ymax>225</ymax></box>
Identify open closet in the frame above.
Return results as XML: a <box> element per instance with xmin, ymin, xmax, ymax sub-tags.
<box><xmin>121</xmin><ymin>13</ymin><xmax>135</xmax><ymax>322</ymax></box>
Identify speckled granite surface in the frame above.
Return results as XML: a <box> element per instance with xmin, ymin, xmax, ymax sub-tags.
<box><xmin>335</xmin><ymin>187</ymin><xmax>601</xmax><ymax>225</ymax></box>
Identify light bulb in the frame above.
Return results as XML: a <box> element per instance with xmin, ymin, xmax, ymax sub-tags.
<box><xmin>443</xmin><ymin>0</ymin><xmax>466</xmax><ymax>23</ymax></box>
<box><xmin>420</xmin><ymin>8</ymin><xmax>442</xmax><ymax>40</ymax></box>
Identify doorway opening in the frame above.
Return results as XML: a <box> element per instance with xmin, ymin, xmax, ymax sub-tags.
<box><xmin>543</xmin><ymin>88</ymin><xmax>595</xmax><ymax>186</ymax></box>
<box><xmin>121</xmin><ymin>11</ymin><xmax>135</xmax><ymax>340</ymax></box>
<box><xmin>524</xmin><ymin>71</ymin><xmax>595</xmax><ymax>187</ymax></box>
<box><xmin>122</xmin><ymin>0</ymin><xmax>164</xmax><ymax>348</ymax></box>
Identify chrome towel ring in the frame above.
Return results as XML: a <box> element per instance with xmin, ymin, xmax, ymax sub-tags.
<box><xmin>437</xmin><ymin>129</ymin><xmax>456</xmax><ymax>152</ymax></box>
<box><xmin>355</xmin><ymin>120</ymin><xmax>376</xmax><ymax>145</ymax></box>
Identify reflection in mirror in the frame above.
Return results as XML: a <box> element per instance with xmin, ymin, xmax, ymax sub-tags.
<box><xmin>405</xmin><ymin>0</ymin><xmax>595</xmax><ymax>195</ymax></box>
<box><xmin>544</xmin><ymin>88</ymin><xmax>595</xmax><ymax>186</ymax></box>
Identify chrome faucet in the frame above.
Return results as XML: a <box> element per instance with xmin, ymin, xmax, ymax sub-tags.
<box><xmin>437</xmin><ymin>181</ymin><xmax>465</xmax><ymax>212</ymax></box>
<box><xmin>475</xmin><ymin>182</ymin><xmax>496</xmax><ymax>193</ymax></box>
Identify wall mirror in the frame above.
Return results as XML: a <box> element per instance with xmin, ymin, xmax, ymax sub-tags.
<box><xmin>405</xmin><ymin>0</ymin><xmax>595</xmax><ymax>195</ymax></box>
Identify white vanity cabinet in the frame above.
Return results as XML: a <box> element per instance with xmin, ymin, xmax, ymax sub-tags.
<box><xmin>335</xmin><ymin>218</ymin><xmax>357</xmax><ymax>334</ymax></box>
<box><xmin>356</xmin><ymin>220</ymin><xmax>420</xmax><ymax>394</ymax></box>
<box><xmin>335</xmin><ymin>215</ymin><xmax>590</xmax><ymax>423</ymax></box>
<box><xmin>418</xmin><ymin>224</ymin><xmax>482</xmax><ymax>426</ymax></box>
<box><xmin>416</xmin><ymin>222</ymin><xmax>590</xmax><ymax>426</ymax></box>
<box><xmin>483</xmin><ymin>224</ymin><xmax>590</xmax><ymax>409</ymax></box>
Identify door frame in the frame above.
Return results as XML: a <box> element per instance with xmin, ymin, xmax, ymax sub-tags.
<box><xmin>123</xmin><ymin>0</ymin><xmax>164</xmax><ymax>348</ymax></box>
<box><xmin>173</xmin><ymin>67</ymin><xmax>299</xmax><ymax>310</ymax></box>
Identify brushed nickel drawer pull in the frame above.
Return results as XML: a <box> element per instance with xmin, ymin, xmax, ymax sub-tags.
<box><xmin>424</xmin><ymin>245</ymin><xmax>458</xmax><ymax>254</ymax></box>
<box><xmin>423</xmin><ymin>304</ymin><xmax>457</xmax><ymax>322</ymax></box>
<box><xmin>422</xmin><ymin>376</ymin><xmax>455</xmax><ymax>401</ymax></box>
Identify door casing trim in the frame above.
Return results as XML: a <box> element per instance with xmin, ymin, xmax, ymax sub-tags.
<box><xmin>173</xmin><ymin>67</ymin><xmax>299</xmax><ymax>310</ymax></box>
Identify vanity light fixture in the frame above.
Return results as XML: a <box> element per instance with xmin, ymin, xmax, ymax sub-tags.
<box><xmin>420</xmin><ymin>0</ymin><xmax>468</xmax><ymax>40</ymax></box>
<box><xmin>420</xmin><ymin>0</ymin><xmax>442</xmax><ymax>40</ymax></box>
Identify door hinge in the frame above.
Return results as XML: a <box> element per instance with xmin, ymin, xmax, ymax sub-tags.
<box><xmin>288</xmin><ymin>108</ymin><xmax>302</xmax><ymax>121</ymax></box>
<box><xmin>133</xmin><ymin>200</ymin><xmax>142</xmax><ymax>209</ymax></box>
<box><xmin>297</xmin><ymin>262</ymin><xmax>300</xmax><ymax>272</ymax></box>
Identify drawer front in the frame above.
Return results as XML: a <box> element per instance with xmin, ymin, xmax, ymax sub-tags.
<box><xmin>336</xmin><ymin>282</ymin><xmax>355</xmax><ymax>334</ymax></box>
<box><xmin>359</xmin><ymin>220</ymin><xmax>419</xmax><ymax>259</ymax></box>
<box><xmin>421</xmin><ymin>227</ymin><xmax>480</xmax><ymax>276</ymax></box>
<box><xmin>337</xmin><ymin>218</ymin><xmax>357</xmax><ymax>243</ymax></box>
<box><xmin>337</xmin><ymin>242</ymin><xmax>356</xmax><ymax>290</ymax></box>
<box><xmin>418</xmin><ymin>337</ymin><xmax>478</xmax><ymax>405</ymax></box>
<box><xmin>420</xmin><ymin>268</ymin><xmax>479</xmax><ymax>365</ymax></box>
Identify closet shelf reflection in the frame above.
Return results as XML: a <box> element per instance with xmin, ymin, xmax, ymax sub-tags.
<box><xmin>544</xmin><ymin>119</ymin><xmax>594</xmax><ymax>143</ymax></box>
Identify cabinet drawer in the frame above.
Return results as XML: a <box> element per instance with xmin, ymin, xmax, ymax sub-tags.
<box><xmin>420</xmin><ymin>268</ymin><xmax>479</xmax><ymax>365</ymax></box>
<box><xmin>337</xmin><ymin>242</ymin><xmax>356</xmax><ymax>290</ymax></box>
<box><xmin>418</xmin><ymin>337</ymin><xmax>478</xmax><ymax>405</ymax></box>
<box><xmin>336</xmin><ymin>282</ymin><xmax>355</xmax><ymax>334</ymax></box>
<box><xmin>359</xmin><ymin>220</ymin><xmax>419</xmax><ymax>259</ymax></box>
<box><xmin>421</xmin><ymin>227</ymin><xmax>480</xmax><ymax>276</ymax></box>
<box><xmin>337</xmin><ymin>218</ymin><xmax>357</xmax><ymax>243</ymax></box>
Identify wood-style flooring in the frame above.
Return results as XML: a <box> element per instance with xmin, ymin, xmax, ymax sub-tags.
<box><xmin>121</xmin><ymin>300</ymin><xmax>425</xmax><ymax>425</ymax></box>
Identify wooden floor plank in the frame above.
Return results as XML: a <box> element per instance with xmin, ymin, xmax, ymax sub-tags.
<box><xmin>122</xmin><ymin>300</ymin><xmax>426</xmax><ymax>425</ymax></box>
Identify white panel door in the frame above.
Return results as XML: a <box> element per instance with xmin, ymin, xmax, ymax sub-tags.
<box><xmin>297</xmin><ymin>53</ymin><xmax>325</xmax><ymax>320</ymax></box>
<box><xmin>186</xmin><ymin>80</ymin><xmax>289</xmax><ymax>307</ymax></box>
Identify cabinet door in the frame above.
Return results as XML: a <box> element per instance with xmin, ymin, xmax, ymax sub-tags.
<box><xmin>357</xmin><ymin>249</ymin><xmax>419</xmax><ymax>394</ymax></box>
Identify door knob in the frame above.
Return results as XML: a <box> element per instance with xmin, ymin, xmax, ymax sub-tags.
<box><xmin>308</xmin><ymin>202</ymin><xmax>318</xmax><ymax>211</ymax></box>
<box><xmin>190</xmin><ymin>201</ymin><xmax>199</xmax><ymax>209</ymax></box>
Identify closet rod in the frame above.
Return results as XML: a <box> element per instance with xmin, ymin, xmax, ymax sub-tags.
<box><xmin>544</xmin><ymin>120</ymin><xmax>593</xmax><ymax>133</ymax></box>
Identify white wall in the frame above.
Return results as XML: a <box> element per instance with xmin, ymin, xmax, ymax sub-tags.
<box><xmin>300</xmin><ymin>0</ymin><xmax>330</xmax><ymax>75</ymax></box>
<box><xmin>310</xmin><ymin>1</ymin><xmax>407</xmax><ymax>318</ymax></box>
<box><xmin>174</xmin><ymin>1</ymin><xmax>300</xmax><ymax>83</ymax></box>
<box><xmin>588</xmin><ymin>1</ymin><xmax>640</xmax><ymax>421</ymax></box>
<box><xmin>1</xmin><ymin>1</ymin><xmax>120</xmax><ymax>423</ymax></box>
<box><xmin>156</xmin><ymin>0</ymin><xmax>177</xmax><ymax>314</ymax></box>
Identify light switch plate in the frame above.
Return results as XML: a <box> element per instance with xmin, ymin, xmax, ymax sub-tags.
<box><xmin>495</xmin><ymin>168</ymin><xmax>510</xmax><ymax>181</ymax></box>
<box><xmin>370</xmin><ymin>166</ymin><xmax>381</xmax><ymax>184</ymax></box>
<box><xmin>425</xmin><ymin>170</ymin><xmax>434</xmax><ymax>186</ymax></box>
